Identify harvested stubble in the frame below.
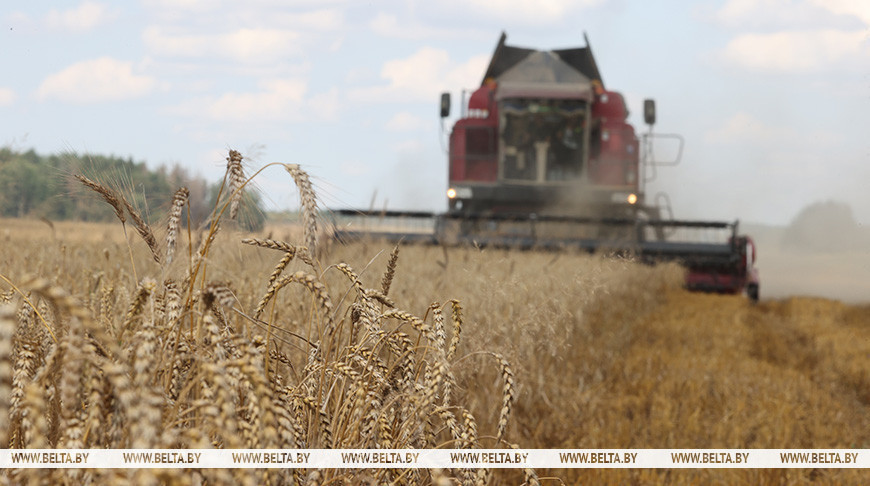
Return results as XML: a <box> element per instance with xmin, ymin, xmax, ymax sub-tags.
<box><xmin>0</xmin><ymin>151</ymin><xmax>535</xmax><ymax>486</ymax></box>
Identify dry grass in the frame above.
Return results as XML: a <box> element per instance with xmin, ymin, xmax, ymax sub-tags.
<box><xmin>0</xmin><ymin>149</ymin><xmax>868</xmax><ymax>485</ymax></box>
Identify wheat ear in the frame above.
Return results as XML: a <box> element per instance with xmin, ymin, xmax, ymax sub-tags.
<box><xmin>74</xmin><ymin>174</ymin><xmax>126</xmax><ymax>224</ymax></box>
<box><xmin>226</xmin><ymin>150</ymin><xmax>245</xmax><ymax>220</ymax></box>
<box><xmin>284</xmin><ymin>164</ymin><xmax>318</xmax><ymax>255</ymax></box>
<box><xmin>493</xmin><ymin>353</ymin><xmax>514</xmax><ymax>442</ymax></box>
<box><xmin>381</xmin><ymin>243</ymin><xmax>400</xmax><ymax>296</ymax></box>
<box><xmin>165</xmin><ymin>186</ymin><xmax>189</xmax><ymax>266</ymax></box>
<box><xmin>446</xmin><ymin>299</ymin><xmax>463</xmax><ymax>361</ymax></box>
<box><xmin>120</xmin><ymin>196</ymin><xmax>162</xmax><ymax>264</ymax></box>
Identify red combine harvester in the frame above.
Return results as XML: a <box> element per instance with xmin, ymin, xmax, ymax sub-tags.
<box><xmin>335</xmin><ymin>33</ymin><xmax>760</xmax><ymax>300</ymax></box>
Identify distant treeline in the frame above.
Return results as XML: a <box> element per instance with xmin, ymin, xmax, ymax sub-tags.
<box><xmin>0</xmin><ymin>147</ymin><xmax>264</xmax><ymax>231</ymax></box>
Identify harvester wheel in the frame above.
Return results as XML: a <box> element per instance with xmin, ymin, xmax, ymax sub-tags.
<box><xmin>747</xmin><ymin>283</ymin><xmax>759</xmax><ymax>303</ymax></box>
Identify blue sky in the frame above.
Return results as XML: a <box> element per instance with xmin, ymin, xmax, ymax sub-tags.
<box><xmin>2</xmin><ymin>0</ymin><xmax>869</xmax><ymax>225</ymax></box>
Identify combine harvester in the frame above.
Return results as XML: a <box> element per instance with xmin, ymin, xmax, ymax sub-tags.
<box><xmin>334</xmin><ymin>33</ymin><xmax>760</xmax><ymax>301</ymax></box>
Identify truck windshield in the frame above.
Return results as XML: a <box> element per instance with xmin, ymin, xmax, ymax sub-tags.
<box><xmin>499</xmin><ymin>99</ymin><xmax>587</xmax><ymax>183</ymax></box>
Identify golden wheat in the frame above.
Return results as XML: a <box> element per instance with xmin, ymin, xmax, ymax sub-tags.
<box><xmin>283</xmin><ymin>163</ymin><xmax>318</xmax><ymax>255</ymax></box>
<box><xmin>0</xmin><ymin>304</ymin><xmax>13</xmax><ymax>447</ymax></box>
<box><xmin>165</xmin><ymin>186</ymin><xmax>189</xmax><ymax>267</ymax></box>
<box><xmin>74</xmin><ymin>174</ymin><xmax>126</xmax><ymax>225</ymax></box>
<box><xmin>225</xmin><ymin>151</ymin><xmax>244</xmax><ymax>219</ymax></box>
<box><xmin>119</xmin><ymin>196</ymin><xmax>161</xmax><ymax>264</ymax></box>
<box><xmin>2</xmin><ymin>151</ymin><xmax>540</xmax><ymax>484</ymax></box>
<box><xmin>2</xmin><ymin>148</ymin><xmax>867</xmax><ymax>485</ymax></box>
<box><xmin>381</xmin><ymin>243</ymin><xmax>400</xmax><ymax>296</ymax></box>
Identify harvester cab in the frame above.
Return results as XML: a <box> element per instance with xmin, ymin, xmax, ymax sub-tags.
<box><xmin>442</xmin><ymin>32</ymin><xmax>649</xmax><ymax>221</ymax></box>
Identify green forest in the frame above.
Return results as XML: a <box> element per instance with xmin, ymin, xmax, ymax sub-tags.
<box><xmin>0</xmin><ymin>147</ymin><xmax>265</xmax><ymax>230</ymax></box>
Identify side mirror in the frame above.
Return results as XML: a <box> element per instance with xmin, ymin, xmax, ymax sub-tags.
<box><xmin>440</xmin><ymin>92</ymin><xmax>451</xmax><ymax>118</ymax></box>
<box><xmin>643</xmin><ymin>99</ymin><xmax>656</xmax><ymax>126</ymax></box>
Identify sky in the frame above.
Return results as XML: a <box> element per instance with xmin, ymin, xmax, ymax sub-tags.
<box><xmin>2</xmin><ymin>0</ymin><xmax>869</xmax><ymax>226</ymax></box>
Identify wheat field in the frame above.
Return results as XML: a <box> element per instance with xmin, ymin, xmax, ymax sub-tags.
<box><xmin>0</xmin><ymin>152</ymin><xmax>868</xmax><ymax>485</ymax></box>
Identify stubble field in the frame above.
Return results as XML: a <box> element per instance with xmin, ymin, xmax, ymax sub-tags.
<box><xmin>0</xmin><ymin>164</ymin><xmax>868</xmax><ymax>485</ymax></box>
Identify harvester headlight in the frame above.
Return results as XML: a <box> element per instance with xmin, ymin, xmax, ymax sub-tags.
<box><xmin>627</xmin><ymin>193</ymin><xmax>638</xmax><ymax>205</ymax></box>
<box><xmin>447</xmin><ymin>187</ymin><xmax>472</xmax><ymax>199</ymax></box>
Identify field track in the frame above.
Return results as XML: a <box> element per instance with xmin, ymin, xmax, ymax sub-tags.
<box><xmin>555</xmin><ymin>289</ymin><xmax>869</xmax><ymax>484</ymax></box>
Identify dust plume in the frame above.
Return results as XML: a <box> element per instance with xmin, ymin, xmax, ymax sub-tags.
<box><xmin>746</xmin><ymin>200</ymin><xmax>870</xmax><ymax>303</ymax></box>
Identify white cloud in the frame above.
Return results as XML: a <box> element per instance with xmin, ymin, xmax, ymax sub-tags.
<box><xmin>714</xmin><ymin>0</ymin><xmax>870</xmax><ymax>29</ymax></box>
<box><xmin>142</xmin><ymin>0</ymin><xmax>344</xmax><ymax>27</ymax></box>
<box><xmin>0</xmin><ymin>88</ymin><xmax>15</xmax><ymax>106</ymax></box>
<box><xmin>143</xmin><ymin>26</ymin><xmax>302</xmax><ymax>64</ymax></box>
<box><xmin>381</xmin><ymin>48</ymin><xmax>450</xmax><ymax>98</ymax></box>
<box><xmin>142</xmin><ymin>0</ymin><xmax>212</xmax><ymax>9</ymax></box>
<box><xmin>271</xmin><ymin>8</ymin><xmax>344</xmax><ymax>31</ymax></box>
<box><xmin>386</xmin><ymin>112</ymin><xmax>426</xmax><ymax>131</ymax></box>
<box><xmin>812</xmin><ymin>0</ymin><xmax>870</xmax><ymax>25</ymax></box>
<box><xmin>5</xmin><ymin>11</ymin><xmax>34</xmax><ymax>29</ymax></box>
<box><xmin>308</xmin><ymin>88</ymin><xmax>340</xmax><ymax>121</ymax></box>
<box><xmin>37</xmin><ymin>58</ymin><xmax>156</xmax><ymax>103</ymax></box>
<box><xmin>139</xmin><ymin>3</ymin><xmax>343</xmax><ymax>62</ymax></box>
<box><xmin>223</xmin><ymin>29</ymin><xmax>301</xmax><ymax>62</ymax></box>
<box><xmin>349</xmin><ymin>48</ymin><xmax>489</xmax><ymax>102</ymax></box>
<box><xmin>140</xmin><ymin>0</ymin><xmax>214</xmax><ymax>18</ymax></box>
<box><xmin>177</xmin><ymin>79</ymin><xmax>306</xmax><ymax>122</ymax></box>
<box><xmin>167</xmin><ymin>79</ymin><xmax>339</xmax><ymax>123</ymax></box>
<box><xmin>459</xmin><ymin>0</ymin><xmax>604</xmax><ymax>24</ymax></box>
<box><xmin>705</xmin><ymin>111</ymin><xmax>844</xmax><ymax>147</ymax></box>
<box><xmin>714</xmin><ymin>0</ymin><xmax>870</xmax><ymax>73</ymax></box>
<box><xmin>715</xmin><ymin>0</ymin><xmax>851</xmax><ymax>29</ymax></box>
<box><xmin>46</xmin><ymin>2</ymin><xmax>116</xmax><ymax>32</ymax></box>
<box><xmin>370</xmin><ymin>12</ymin><xmax>455</xmax><ymax>40</ymax></box>
<box><xmin>720</xmin><ymin>29</ymin><xmax>868</xmax><ymax>73</ymax></box>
